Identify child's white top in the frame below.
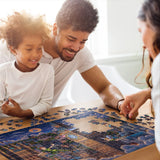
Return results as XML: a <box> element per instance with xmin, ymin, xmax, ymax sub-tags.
<box><xmin>0</xmin><ymin>42</ymin><xmax>95</xmax><ymax>106</ymax></box>
<box><xmin>151</xmin><ymin>53</ymin><xmax>160</xmax><ymax>152</ymax></box>
<box><xmin>0</xmin><ymin>61</ymin><xmax>54</xmax><ymax>117</ymax></box>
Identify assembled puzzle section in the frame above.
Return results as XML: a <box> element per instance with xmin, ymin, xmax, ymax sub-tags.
<box><xmin>0</xmin><ymin>107</ymin><xmax>155</xmax><ymax>160</ymax></box>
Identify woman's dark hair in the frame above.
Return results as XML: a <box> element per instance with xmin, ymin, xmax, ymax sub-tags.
<box><xmin>137</xmin><ymin>0</ymin><xmax>160</xmax><ymax>88</ymax></box>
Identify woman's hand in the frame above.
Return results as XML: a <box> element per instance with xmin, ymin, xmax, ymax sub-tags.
<box><xmin>120</xmin><ymin>88</ymin><xmax>151</xmax><ymax>119</ymax></box>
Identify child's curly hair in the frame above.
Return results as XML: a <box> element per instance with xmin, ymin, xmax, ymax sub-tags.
<box><xmin>0</xmin><ymin>11</ymin><xmax>51</xmax><ymax>49</ymax></box>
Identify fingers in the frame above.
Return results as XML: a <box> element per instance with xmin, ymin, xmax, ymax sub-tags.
<box><xmin>129</xmin><ymin>105</ymin><xmax>139</xmax><ymax>119</ymax></box>
<box><xmin>119</xmin><ymin>97</ymin><xmax>138</xmax><ymax>120</ymax></box>
<box><xmin>1</xmin><ymin>98</ymin><xmax>18</xmax><ymax>114</ymax></box>
<box><xmin>1</xmin><ymin>100</ymin><xmax>9</xmax><ymax>110</ymax></box>
<box><xmin>120</xmin><ymin>100</ymin><xmax>130</xmax><ymax>117</ymax></box>
<box><xmin>8</xmin><ymin>98</ymin><xmax>18</xmax><ymax>107</ymax></box>
<box><xmin>1</xmin><ymin>103</ymin><xmax>10</xmax><ymax>114</ymax></box>
<box><xmin>129</xmin><ymin>111</ymin><xmax>138</xmax><ymax>120</ymax></box>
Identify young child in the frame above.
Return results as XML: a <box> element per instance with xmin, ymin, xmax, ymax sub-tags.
<box><xmin>120</xmin><ymin>0</ymin><xmax>160</xmax><ymax>153</ymax></box>
<box><xmin>0</xmin><ymin>12</ymin><xmax>54</xmax><ymax>118</ymax></box>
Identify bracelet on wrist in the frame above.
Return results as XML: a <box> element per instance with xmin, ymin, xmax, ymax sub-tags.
<box><xmin>117</xmin><ymin>98</ymin><xmax>124</xmax><ymax>112</ymax></box>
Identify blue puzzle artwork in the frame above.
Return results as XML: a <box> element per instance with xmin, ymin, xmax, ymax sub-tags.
<box><xmin>0</xmin><ymin>108</ymin><xmax>155</xmax><ymax>160</ymax></box>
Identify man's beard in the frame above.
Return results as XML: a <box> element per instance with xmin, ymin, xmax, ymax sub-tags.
<box><xmin>56</xmin><ymin>47</ymin><xmax>78</xmax><ymax>62</ymax></box>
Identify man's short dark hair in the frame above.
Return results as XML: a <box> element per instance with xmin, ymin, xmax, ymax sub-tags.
<box><xmin>56</xmin><ymin>0</ymin><xmax>99</xmax><ymax>33</ymax></box>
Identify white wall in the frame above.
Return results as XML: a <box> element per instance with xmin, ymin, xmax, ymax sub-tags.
<box><xmin>94</xmin><ymin>0</ymin><xmax>149</xmax><ymax>89</ymax></box>
<box><xmin>107</xmin><ymin>0</ymin><xmax>144</xmax><ymax>56</ymax></box>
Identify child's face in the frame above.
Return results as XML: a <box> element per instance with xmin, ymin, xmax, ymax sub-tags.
<box><xmin>138</xmin><ymin>20</ymin><xmax>157</xmax><ymax>60</ymax></box>
<box><xmin>14</xmin><ymin>35</ymin><xmax>43</xmax><ymax>72</ymax></box>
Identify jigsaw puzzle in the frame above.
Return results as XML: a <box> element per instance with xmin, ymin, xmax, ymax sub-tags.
<box><xmin>0</xmin><ymin>107</ymin><xmax>155</xmax><ymax>160</ymax></box>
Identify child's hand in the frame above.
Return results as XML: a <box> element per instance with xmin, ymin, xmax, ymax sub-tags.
<box><xmin>1</xmin><ymin>98</ymin><xmax>23</xmax><ymax>117</ymax></box>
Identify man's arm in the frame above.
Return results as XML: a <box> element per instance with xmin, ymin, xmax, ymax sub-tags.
<box><xmin>81</xmin><ymin>65</ymin><xmax>124</xmax><ymax>110</ymax></box>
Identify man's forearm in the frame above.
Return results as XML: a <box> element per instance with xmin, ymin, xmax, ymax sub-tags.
<box><xmin>100</xmin><ymin>84</ymin><xmax>124</xmax><ymax>110</ymax></box>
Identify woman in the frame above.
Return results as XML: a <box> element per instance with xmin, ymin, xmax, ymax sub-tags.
<box><xmin>120</xmin><ymin>0</ymin><xmax>160</xmax><ymax>152</ymax></box>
